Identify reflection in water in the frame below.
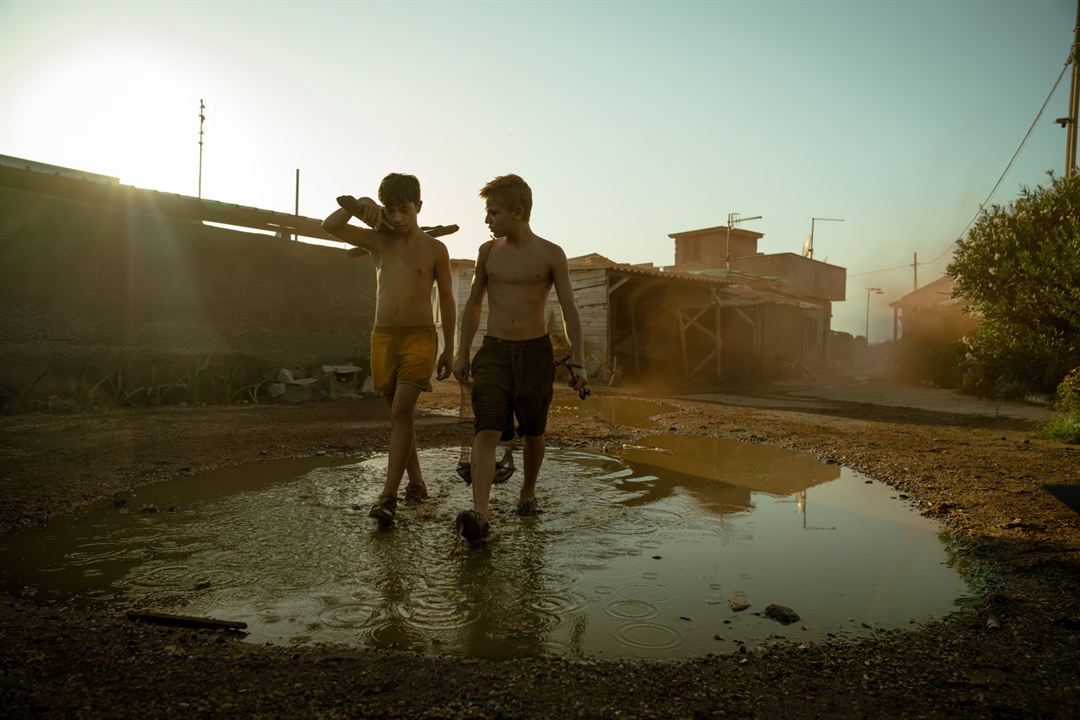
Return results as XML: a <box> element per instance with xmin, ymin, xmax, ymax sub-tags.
<box><xmin>552</xmin><ymin>395</ymin><xmax>673</xmax><ymax>429</ymax></box>
<box><xmin>0</xmin><ymin>445</ymin><xmax>969</xmax><ymax>659</ymax></box>
<box><xmin>612</xmin><ymin>435</ymin><xmax>840</xmax><ymax>517</ymax></box>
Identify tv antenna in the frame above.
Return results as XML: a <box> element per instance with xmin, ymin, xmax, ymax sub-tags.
<box><xmin>198</xmin><ymin>99</ymin><xmax>206</xmax><ymax>199</ymax></box>
<box><xmin>806</xmin><ymin>217</ymin><xmax>844</xmax><ymax>259</ymax></box>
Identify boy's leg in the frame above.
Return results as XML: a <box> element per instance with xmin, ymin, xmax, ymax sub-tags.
<box><xmin>470</xmin><ymin>429</ymin><xmax>503</xmax><ymax>521</ymax></box>
<box><xmin>519</xmin><ymin>434</ymin><xmax>545</xmax><ymax>513</ymax></box>
<box><xmin>403</xmin><ymin>428</ymin><xmax>429</xmax><ymax>502</ymax></box>
<box><xmin>383</xmin><ymin>383</ymin><xmax>423</xmax><ymax>496</ymax></box>
<box><xmin>380</xmin><ymin>391</ymin><xmax>426</xmax><ymax>499</ymax></box>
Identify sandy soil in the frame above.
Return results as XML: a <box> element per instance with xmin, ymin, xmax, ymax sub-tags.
<box><xmin>1</xmin><ymin>377</ymin><xmax>1079</xmax><ymax>718</ymax></box>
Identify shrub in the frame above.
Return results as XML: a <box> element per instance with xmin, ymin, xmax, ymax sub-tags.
<box><xmin>1039</xmin><ymin>367</ymin><xmax>1080</xmax><ymax>444</ymax></box>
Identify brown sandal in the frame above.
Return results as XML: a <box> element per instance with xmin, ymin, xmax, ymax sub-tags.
<box><xmin>454</xmin><ymin>510</ymin><xmax>490</xmax><ymax>542</ymax></box>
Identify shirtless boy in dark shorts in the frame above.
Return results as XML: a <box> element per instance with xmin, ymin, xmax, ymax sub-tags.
<box><xmin>452</xmin><ymin>174</ymin><xmax>587</xmax><ymax>541</ymax></box>
<box><xmin>322</xmin><ymin>173</ymin><xmax>455</xmax><ymax>526</ymax></box>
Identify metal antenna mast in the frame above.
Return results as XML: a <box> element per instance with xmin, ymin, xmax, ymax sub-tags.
<box><xmin>724</xmin><ymin>212</ymin><xmax>763</xmax><ymax>269</ymax></box>
<box><xmin>198</xmin><ymin>99</ymin><xmax>206</xmax><ymax>198</ymax></box>
<box><xmin>808</xmin><ymin>217</ymin><xmax>844</xmax><ymax>260</ymax></box>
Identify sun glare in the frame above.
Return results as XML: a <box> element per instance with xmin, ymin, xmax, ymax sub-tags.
<box><xmin>5</xmin><ymin>27</ymin><xmax>207</xmax><ymax>197</ymax></box>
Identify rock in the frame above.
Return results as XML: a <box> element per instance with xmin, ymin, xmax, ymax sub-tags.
<box><xmin>730</xmin><ymin>598</ymin><xmax>750</xmax><ymax>612</ymax></box>
<box><xmin>763</xmin><ymin>604</ymin><xmax>800</xmax><ymax>625</ymax></box>
<box><xmin>986</xmin><ymin>616</ymin><xmax>1002</xmax><ymax>630</ymax></box>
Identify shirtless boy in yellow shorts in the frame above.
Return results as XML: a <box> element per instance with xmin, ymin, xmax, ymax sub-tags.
<box><xmin>323</xmin><ymin>173</ymin><xmax>455</xmax><ymax>526</ymax></box>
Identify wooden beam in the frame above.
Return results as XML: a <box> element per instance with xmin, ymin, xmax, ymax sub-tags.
<box><xmin>715</xmin><ymin>305</ymin><xmax>723</xmax><ymax>377</ymax></box>
<box><xmin>607</xmin><ymin>276</ymin><xmax>630</xmax><ymax>295</ymax></box>
<box><xmin>675</xmin><ymin>305</ymin><xmax>690</xmax><ymax>378</ymax></box>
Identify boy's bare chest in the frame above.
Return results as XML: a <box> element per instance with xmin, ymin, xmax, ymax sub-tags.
<box><xmin>487</xmin><ymin>248</ymin><xmax>550</xmax><ymax>286</ymax></box>
<box><xmin>378</xmin><ymin>240</ymin><xmax>431</xmax><ymax>278</ymax></box>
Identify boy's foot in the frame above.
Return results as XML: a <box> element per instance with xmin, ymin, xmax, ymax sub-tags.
<box><xmin>455</xmin><ymin>462</ymin><xmax>472</xmax><ymax>485</ymax></box>
<box><xmin>368</xmin><ymin>495</ymin><xmax>397</xmax><ymax>527</ymax></box>
<box><xmin>454</xmin><ymin>510</ymin><xmax>490</xmax><ymax>543</ymax></box>
<box><xmin>516</xmin><ymin>498</ymin><xmax>540</xmax><ymax>517</ymax></box>
<box><xmin>404</xmin><ymin>483</ymin><xmax>429</xmax><ymax>505</ymax></box>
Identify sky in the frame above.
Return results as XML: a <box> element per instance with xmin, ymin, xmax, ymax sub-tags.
<box><xmin>1</xmin><ymin>0</ymin><xmax>1075</xmax><ymax>340</ymax></box>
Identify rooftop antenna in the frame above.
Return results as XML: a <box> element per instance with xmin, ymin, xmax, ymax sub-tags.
<box><xmin>725</xmin><ymin>212</ymin><xmax>762</xmax><ymax>269</ymax></box>
<box><xmin>807</xmin><ymin>217</ymin><xmax>844</xmax><ymax>259</ymax></box>
<box><xmin>198</xmin><ymin>99</ymin><xmax>206</xmax><ymax>199</ymax></box>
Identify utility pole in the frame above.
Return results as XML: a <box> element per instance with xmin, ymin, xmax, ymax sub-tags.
<box><xmin>913</xmin><ymin>251</ymin><xmax>918</xmax><ymax>291</ymax></box>
<box><xmin>725</xmin><ymin>212</ymin><xmax>763</xmax><ymax>269</ymax></box>
<box><xmin>294</xmin><ymin>168</ymin><xmax>300</xmax><ymax>241</ymax></box>
<box><xmin>1067</xmin><ymin>2</ymin><xmax>1080</xmax><ymax>177</ymax></box>
<box><xmin>865</xmin><ymin>287</ymin><xmax>883</xmax><ymax>342</ymax></box>
<box><xmin>198</xmin><ymin>99</ymin><xmax>206</xmax><ymax>199</ymax></box>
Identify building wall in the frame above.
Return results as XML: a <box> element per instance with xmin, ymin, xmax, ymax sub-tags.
<box><xmin>674</xmin><ymin>231</ymin><xmax>758</xmax><ymax>267</ymax></box>
<box><xmin>757</xmin><ymin>303</ymin><xmax>829</xmax><ymax>372</ymax></box>
<box><xmin>435</xmin><ymin>260</ymin><xmax>487</xmax><ymax>361</ymax></box>
<box><xmin>731</xmin><ymin>253</ymin><xmax>846</xmax><ymax>302</ymax></box>
<box><xmin>544</xmin><ymin>268</ymin><xmax>609</xmax><ymax>376</ymax></box>
<box><xmin>0</xmin><ymin>185</ymin><xmax>377</xmax><ymax>390</ymax></box>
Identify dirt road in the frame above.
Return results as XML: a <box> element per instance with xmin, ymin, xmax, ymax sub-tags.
<box><xmin>1</xmin><ymin>378</ymin><xmax>1078</xmax><ymax>718</ymax></box>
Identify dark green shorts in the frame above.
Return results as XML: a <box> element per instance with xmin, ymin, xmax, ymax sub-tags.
<box><xmin>471</xmin><ymin>335</ymin><xmax>555</xmax><ymax>441</ymax></box>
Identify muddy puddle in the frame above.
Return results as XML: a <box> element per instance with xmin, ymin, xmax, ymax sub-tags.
<box><xmin>1</xmin><ymin>438</ymin><xmax>970</xmax><ymax>659</ymax></box>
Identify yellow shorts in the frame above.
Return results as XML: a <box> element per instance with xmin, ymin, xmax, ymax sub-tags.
<box><xmin>370</xmin><ymin>325</ymin><xmax>437</xmax><ymax>394</ymax></box>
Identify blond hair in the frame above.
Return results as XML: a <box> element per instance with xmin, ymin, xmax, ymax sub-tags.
<box><xmin>479</xmin><ymin>174</ymin><xmax>532</xmax><ymax>221</ymax></box>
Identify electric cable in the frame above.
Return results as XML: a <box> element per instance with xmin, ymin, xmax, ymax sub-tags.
<box><xmin>847</xmin><ymin>58</ymin><xmax>1072</xmax><ymax>281</ymax></box>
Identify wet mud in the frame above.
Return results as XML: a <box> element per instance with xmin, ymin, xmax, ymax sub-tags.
<box><xmin>1</xmin><ymin>379</ymin><xmax>1078</xmax><ymax>718</ymax></box>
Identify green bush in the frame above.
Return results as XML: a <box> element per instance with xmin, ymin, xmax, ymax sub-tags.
<box><xmin>1040</xmin><ymin>411</ymin><xmax>1080</xmax><ymax>443</ymax></box>
<box><xmin>1057</xmin><ymin>366</ymin><xmax>1080</xmax><ymax>412</ymax></box>
<box><xmin>949</xmin><ymin>173</ymin><xmax>1080</xmax><ymax>396</ymax></box>
<box><xmin>1039</xmin><ymin>367</ymin><xmax>1080</xmax><ymax>444</ymax></box>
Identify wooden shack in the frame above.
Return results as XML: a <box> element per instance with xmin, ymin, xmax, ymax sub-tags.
<box><xmin>438</xmin><ymin>253</ymin><xmax>832</xmax><ymax>386</ymax></box>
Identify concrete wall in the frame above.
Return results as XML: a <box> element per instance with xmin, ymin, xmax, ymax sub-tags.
<box><xmin>674</xmin><ymin>230</ymin><xmax>759</xmax><ymax>267</ymax></box>
<box><xmin>0</xmin><ymin>185</ymin><xmax>377</xmax><ymax>392</ymax></box>
<box><xmin>731</xmin><ymin>253</ymin><xmax>846</xmax><ymax>302</ymax></box>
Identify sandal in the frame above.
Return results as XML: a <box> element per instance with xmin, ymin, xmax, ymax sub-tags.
<box><xmin>454</xmin><ymin>510</ymin><xmax>490</xmax><ymax>542</ymax></box>
<box><xmin>455</xmin><ymin>446</ymin><xmax>516</xmax><ymax>486</ymax></box>
<box><xmin>367</xmin><ymin>495</ymin><xmax>397</xmax><ymax>527</ymax></box>
<box><xmin>516</xmin><ymin>498</ymin><xmax>540</xmax><ymax>517</ymax></box>
<box><xmin>404</xmin><ymin>483</ymin><xmax>429</xmax><ymax>504</ymax></box>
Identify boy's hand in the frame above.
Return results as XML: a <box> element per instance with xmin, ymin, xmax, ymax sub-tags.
<box><xmin>569</xmin><ymin>367</ymin><xmax>588</xmax><ymax>392</ymax></box>
<box><xmin>337</xmin><ymin>195</ymin><xmax>387</xmax><ymax>231</ymax></box>
<box><xmin>452</xmin><ymin>354</ymin><xmax>470</xmax><ymax>382</ymax></box>
<box><xmin>436</xmin><ymin>351</ymin><xmax>453</xmax><ymax>381</ymax></box>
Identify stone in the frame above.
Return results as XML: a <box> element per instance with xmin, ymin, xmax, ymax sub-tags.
<box><xmin>764</xmin><ymin>604</ymin><xmax>800</xmax><ymax>625</ymax></box>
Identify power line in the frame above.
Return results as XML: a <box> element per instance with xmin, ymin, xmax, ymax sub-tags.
<box><xmin>848</xmin><ymin>263</ymin><xmax>910</xmax><ymax>279</ymax></box>
<box><xmin>846</xmin><ymin>58</ymin><xmax>1071</xmax><ymax>281</ymax></box>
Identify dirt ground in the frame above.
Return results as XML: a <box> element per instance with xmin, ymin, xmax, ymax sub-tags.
<box><xmin>2</xmin><ymin>376</ymin><xmax>1079</xmax><ymax>718</ymax></box>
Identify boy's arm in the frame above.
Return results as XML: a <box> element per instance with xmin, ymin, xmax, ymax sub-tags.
<box><xmin>453</xmin><ymin>242</ymin><xmax>492</xmax><ymax>381</ymax></box>
<box><xmin>551</xmin><ymin>245</ymin><xmax>587</xmax><ymax>390</ymax></box>
<box><xmin>321</xmin><ymin>196</ymin><xmax>386</xmax><ymax>254</ymax></box>
<box><xmin>433</xmin><ymin>241</ymin><xmax>456</xmax><ymax>380</ymax></box>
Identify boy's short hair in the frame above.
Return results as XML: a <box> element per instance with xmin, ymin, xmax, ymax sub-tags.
<box><xmin>378</xmin><ymin>173</ymin><xmax>421</xmax><ymax>207</ymax></box>
<box><xmin>480</xmin><ymin>174</ymin><xmax>532</xmax><ymax>221</ymax></box>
